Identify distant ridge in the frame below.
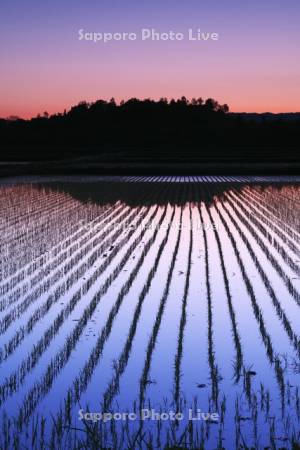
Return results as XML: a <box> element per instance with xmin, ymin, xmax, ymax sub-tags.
<box><xmin>230</xmin><ymin>112</ymin><xmax>300</xmax><ymax>122</ymax></box>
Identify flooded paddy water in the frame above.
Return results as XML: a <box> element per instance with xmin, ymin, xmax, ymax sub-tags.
<box><xmin>0</xmin><ymin>175</ymin><xmax>300</xmax><ymax>449</ymax></box>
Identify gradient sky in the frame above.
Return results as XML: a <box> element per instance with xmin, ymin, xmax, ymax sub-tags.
<box><xmin>0</xmin><ymin>0</ymin><xmax>300</xmax><ymax>118</ymax></box>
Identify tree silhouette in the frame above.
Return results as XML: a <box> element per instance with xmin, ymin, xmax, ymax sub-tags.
<box><xmin>0</xmin><ymin>96</ymin><xmax>299</xmax><ymax>173</ymax></box>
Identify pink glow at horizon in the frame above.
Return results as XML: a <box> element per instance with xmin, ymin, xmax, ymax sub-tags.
<box><xmin>0</xmin><ymin>0</ymin><xmax>299</xmax><ymax>119</ymax></box>
<box><xmin>2</xmin><ymin>60</ymin><xmax>299</xmax><ymax>119</ymax></box>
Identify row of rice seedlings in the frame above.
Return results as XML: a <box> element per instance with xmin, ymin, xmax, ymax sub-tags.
<box><xmin>0</xmin><ymin>204</ymin><xmax>164</xmax><ymax>404</ymax></box>
<box><xmin>0</xmin><ymin>188</ymin><xmax>68</xmax><ymax>235</ymax></box>
<box><xmin>203</xmin><ymin>199</ymin><xmax>244</xmax><ymax>383</ymax></box>
<box><xmin>213</xmin><ymin>200</ymin><xmax>286</xmax><ymax>408</ymax></box>
<box><xmin>0</xmin><ymin>204</ymin><xmax>153</xmax><ymax>364</ymax></box>
<box><xmin>0</xmin><ymin>199</ymin><xmax>88</xmax><ymax>281</ymax></box>
<box><xmin>80</xmin><ymin>206</ymin><xmax>157</xmax><ymax>294</ymax></box>
<box><xmin>59</xmin><ymin>206</ymin><xmax>133</xmax><ymax>275</ymax></box>
<box><xmin>0</xmin><ymin>193</ymin><xmax>77</xmax><ymax>257</ymax></box>
<box><xmin>0</xmin><ymin>181</ymin><xmax>299</xmax><ymax>447</ymax></box>
<box><xmin>198</xmin><ymin>204</ymin><xmax>220</xmax><ymax>408</ymax></box>
<box><xmin>228</xmin><ymin>190</ymin><xmax>300</xmax><ymax>276</ymax></box>
<box><xmin>118</xmin><ymin>175</ymin><xmax>242</xmax><ymax>183</ymax></box>
<box><xmin>1</xmin><ymin>195</ymin><xmax>75</xmax><ymax>247</ymax></box>
<box><xmin>0</xmin><ymin>190</ymin><xmax>112</xmax><ymax>272</ymax></box>
<box><xmin>0</xmin><ymin>206</ymin><xmax>124</xmax><ymax>314</ymax></box>
<box><xmin>239</xmin><ymin>188</ymin><xmax>300</xmax><ymax>252</ymax></box>
<box><xmin>173</xmin><ymin>204</ymin><xmax>193</xmax><ymax>412</ymax></box>
<box><xmin>81</xmin><ymin>178</ymin><xmax>175</xmax><ymax>296</ymax></box>
<box><xmin>265</xmin><ymin>184</ymin><xmax>300</xmax><ymax>208</ymax></box>
<box><xmin>0</xmin><ymin>183</ymin><xmax>70</xmax><ymax>216</ymax></box>
<box><xmin>224</xmin><ymin>192</ymin><xmax>300</xmax><ymax>307</ymax></box>
<box><xmin>238</xmin><ymin>186</ymin><xmax>300</xmax><ymax>251</ymax></box>
<box><xmin>242</xmin><ymin>186</ymin><xmax>300</xmax><ymax>243</ymax></box>
<box><xmin>24</xmin><ymin>203</ymin><xmax>123</xmax><ymax>290</ymax></box>
<box><xmin>280</xmin><ymin>184</ymin><xmax>300</xmax><ymax>201</ymax></box>
<box><xmin>243</xmin><ymin>185</ymin><xmax>300</xmax><ymax>232</ymax></box>
<box><xmin>4</xmin><ymin>383</ymin><xmax>300</xmax><ymax>450</ymax></box>
<box><xmin>139</xmin><ymin>207</ymin><xmax>184</xmax><ymax>410</ymax></box>
<box><xmin>0</xmin><ymin>204</ymin><xmax>139</xmax><ymax>336</ymax></box>
<box><xmin>251</xmin><ymin>186</ymin><xmax>300</xmax><ymax>232</ymax></box>
<box><xmin>102</xmin><ymin>206</ymin><xmax>177</xmax><ymax>411</ymax></box>
<box><xmin>0</xmin><ymin>184</ymin><xmax>47</xmax><ymax>217</ymax></box>
<box><xmin>0</xmin><ymin>202</ymin><xmax>120</xmax><ymax>300</ymax></box>
<box><xmin>14</xmin><ymin>196</ymin><xmax>172</xmax><ymax>424</ymax></box>
<box><xmin>261</xmin><ymin>183</ymin><xmax>300</xmax><ymax>205</ymax></box>
<box><xmin>0</xmin><ymin>174</ymin><xmax>171</xmax><ymax>322</ymax></box>
<box><xmin>2</xmin><ymin>200</ymin><xmax>113</xmax><ymax>269</ymax></box>
<box><xmin>57</xmin><ymin>203</ymin><xmax>176</xmax><ymax>417</ymax></box>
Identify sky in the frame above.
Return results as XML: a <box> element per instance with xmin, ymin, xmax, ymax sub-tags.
<box><xmin>0</xmin><ymin>0</ymin><xmax>299</xmax><ymax>118</ymax></box>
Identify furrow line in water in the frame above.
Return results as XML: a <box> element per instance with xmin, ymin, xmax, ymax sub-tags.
<box><xmin>214</xmin><ymin>200</ymin><xmax>287</xmax><ymax>405</ymax></box>
<box><xmin>239</xmin><ymin>188</ymin><xmax>300</xmax><ymax>250</ymax></box>
<box><xmin>0</xmin><ymin>202</ymin><xmax>115</xmax><ymax>297</ymax></box>
<box><xmin>173</xmin><ymin>204</ymin><xmax>193</xmax><ymax>411</ymax></box>
<box><xmin>138</xmin><ymin>207</ymin><xmax>183</xmax><ymax>409</ymax></box>
<box><xmin>243</xmin><ymin>186</ymin><xmax>300</xmax><ymax>241</ymax></box>
<box><xmin>15</xmin><ymin>198</ymin><xmax>169</xmax><ymax>423</ymax></box>
<box><xmin>248</xmin><ymin>187</ymin><xmax>300</xmax><ymax>233</ymax></box>
<box><xmin>0</xmin><ymin>190</ymin><xmax>71</xmax><ymax>236</ymax></box>
<box><xmin>216</xmin><ymin>199</ymin><xmax>300</xmax><ymax>358</ymax></box>
<box><xmin>0</xmin><ymin>204</ymin><xmax>164</xmax><ymax>406</ymax></box>
<box><xmin>0</xmin><ymin>204</ymin><xmax>137</xmax><ymax>335</ymax></box>
<box><xmin>56</xmin><ymin>184</ymin><xmax>174</xmax><ymax>414</ymax></box>
<box><xmin>102</xmin><ymin>206</ymin><xmax>177</xmax><ymax>411</ymax></box>
<box><xmin>0</xmin><ymin>200</ymin><xmax>95</xmax><ymax>282</ymax></box>
<box><xmin>0</xmin><ymin>199</ymin><xmax>110</xmax><ymax>282</ymax></box>
<box><xmin>58</xmin><ymin>185</ymin><xmax>177</xmax><ymax>413</ymax></box>
<box><xmin>204</xmin><ymin>200</ymin><xmax>244</xmax><ymax>383</ymax></box>
<box><xmin>261</xmin><ymin>186</ymin><xmax>300</xmax><ymax>209</ymax></box>
<box><xmin>0</xmin><ymin>204</ymin><xmax>153</xmax><ymax>363</ymax></box>
<box><xmin>0</xmin><ymin>187</ymin><xmax>56</xmax><ymax>219</ymax></box>
<box><xmin>0</xmin><ymin>196</ymin><xmax>78</xmax><ymax>253</ymax></box>
<box><xmin>198</xmin><ymin>203</ymin><xmax>219</xmax><ymax>407</ymax></box>
<box><xmin>228</xmin><ymin>190</ymin><xmax>300</xmax><ymax>275</ymax></box>
<box><xmin>223</xmin><ymin>193</ymin><xmax>300</xmax><ymax>307</ymax></box>
<box><xmin>0</xmin><ymin>203</ymin><xmax>122</xmax><ymax>302</ymax></box>
<box><xmin>0</xmin><ymin>203</ymin><xmax>124</xmax><ymax>306</ymax></box>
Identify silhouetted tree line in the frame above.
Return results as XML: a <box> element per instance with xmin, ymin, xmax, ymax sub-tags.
<box><xmin>0</xmin><ymin>97</ymin><xmax>299</xmax><ymax>162</ymax></box>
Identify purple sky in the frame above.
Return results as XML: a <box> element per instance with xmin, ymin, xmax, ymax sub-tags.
<box><xmin>0</xmin><ymin>0</ymin><xmax>299</xmax><ymax>118</ymax></box>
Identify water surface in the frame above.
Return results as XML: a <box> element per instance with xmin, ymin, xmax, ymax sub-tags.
<box><xmin>0</xmin><ymin>176</ymin><xmax>299</xmax><ymax>449</ymax></box>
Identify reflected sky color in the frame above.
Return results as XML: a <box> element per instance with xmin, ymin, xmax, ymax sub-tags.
<box><xmin>0</xmin><ymin>0</ymin><xmax>300</xmax><ymax>118</ymax></box>
<box><xmin>0</xmin><ymin>177</ymin><xmax>300</xmax><ymax>448</ymax></box>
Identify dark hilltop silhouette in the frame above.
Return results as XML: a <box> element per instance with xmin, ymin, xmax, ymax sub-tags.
<box><xmin>0</xmin><ymin>97</ymin><xmax>299</xmax><ymax>175</ymax></box>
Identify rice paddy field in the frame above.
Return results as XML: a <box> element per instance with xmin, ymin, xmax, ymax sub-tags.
<box><xmin>0</xmin><ymin>175</ymin><xmax>300</xmax><ymax>450</ymax></box>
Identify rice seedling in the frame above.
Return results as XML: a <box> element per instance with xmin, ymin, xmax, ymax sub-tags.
<box><xmin>0</xmin><ymin>176</ymin><xmax>299</xmax><ymax>449</ymax></box>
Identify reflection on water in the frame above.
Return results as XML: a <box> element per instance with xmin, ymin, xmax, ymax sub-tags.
<box><xmin>0</xmin><ymin>176</ymin><xmax>299</xmax><ymax>449</ymax></box>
